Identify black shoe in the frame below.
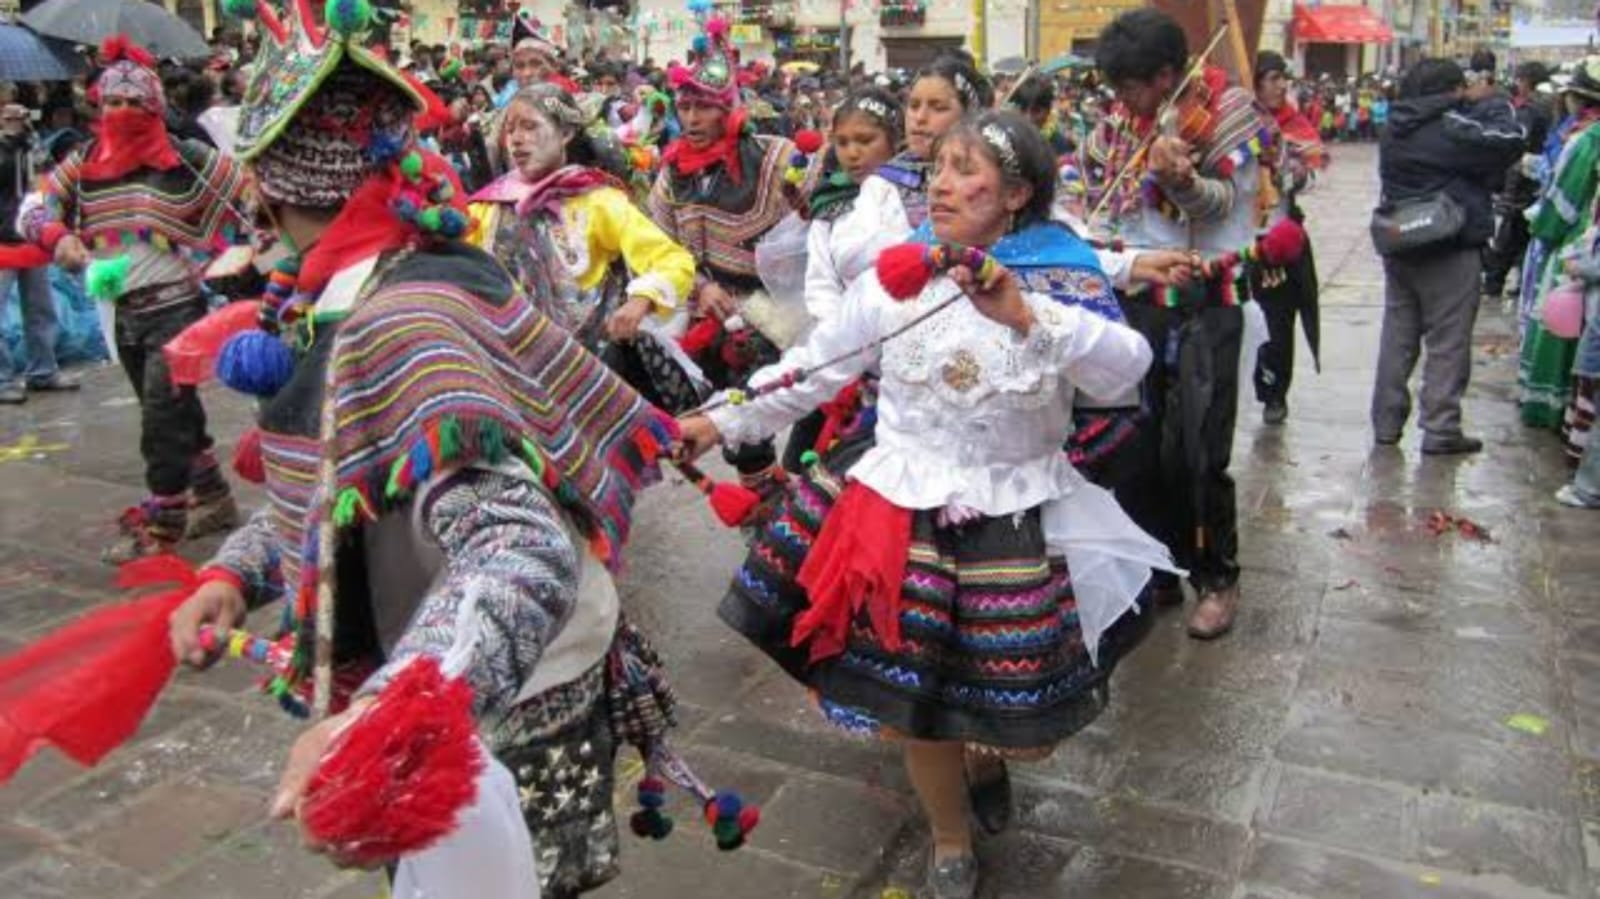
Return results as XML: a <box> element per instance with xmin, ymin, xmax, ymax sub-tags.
<box><xmin>1421</xmin><ymin>434</ymin><xmax>1483</xmax><ymax>456</ymax></box>
<box><xmin>1374</xmin><ymin>432</ymin><xmax>1401</xmax><ymax>446</ymax></box>
<box><xmin>967</xmin><ymin>756</ymin><xmax>1011</xmax><ymax>836</ymax></box>
<box><xmin>25</xmin><ymin>373</ymin><xmax>78</xmax><ymax>392</ymax></box>
<box><xmin>1263</xmin><ymin>400</ymin><xmax>1288</xmax><ymax>426</ymax></box>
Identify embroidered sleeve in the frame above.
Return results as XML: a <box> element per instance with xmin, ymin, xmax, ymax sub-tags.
<box><xmin>19</xmin><ymin>150</ymin><xmax>79</xmax><ymax>251</ymax></box>
<box><xmin>707</xmin><ymin>275</ymin><xmax>880</xmax><ymax>447</ymax></box>
<box><xmin>204</xmin><ymin>505</ymin><xmax>284</xmax><ymax>610</ymax></box>
<box><xmin>359</xmin><ymin>468</ymin><xmax>579</xmax><ymax>720</ymax></box>
<box><xmin>1165</xmin><ymin>168</ymin><xmax>1238</xmax><ymax>222</ymax></box>
<box><xmin>592</xmin><ymin>188</ymin><xmax>695</xmax><ymax>312</ymax></box>
<box><xmin>1019</xmin><ymin>294</ymin><xmax>1152</xmax><ymax>401</ymax></box>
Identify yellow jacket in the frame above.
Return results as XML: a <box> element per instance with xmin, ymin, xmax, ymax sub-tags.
<box><xmin>469</xmin><ymin>186</ymin><xmax>695</xmax><ymax>315</ymax></box>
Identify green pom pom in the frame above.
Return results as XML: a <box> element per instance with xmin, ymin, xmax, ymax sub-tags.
<box><xmin>399</xmin><ymin>150</ymin><xmax>425</xmax><ymax>182</ymax></box>
<box><xmin>85</xmin><ymin>254</ymin><xmax>131</xmax><ymax>303</ymax></box>
<box><xmin>324</xmin><ymin>0</ymin><xmax>373</xmax><ymax>36</ymax></box>
<box><xmin>221</xmin><ymin>0</ymin><xmax>257</xmax><ymax>19</ymax></box>
<box><xmin>416</xmin><ymin>207</ymin><xmax>443</xmax><ymax>233</ymax></box>
<box><xmin>799</xmin><ymin>450</ymin><xmax>820</xmax><ymax>467</ymax></box>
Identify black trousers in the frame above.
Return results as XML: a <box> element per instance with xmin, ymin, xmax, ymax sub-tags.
<box><xmin>1483</xmin><ymin>202</ymin><xmax>1531</xmax><ymax>297</ymax></box>
<box><xmin>1108</xmin><ymin>297</ymin><xmax>1242</xmax><ymax>593</ymax></box>
<box><xmin>114</xmin><ymin>298</ymin><xmax>214</xmax><ymax>497</ymax></box>
<box><xmin>1251</xmin><ymin>245</ymin><xmax>1318</xmax><ymax>405</ymax></box>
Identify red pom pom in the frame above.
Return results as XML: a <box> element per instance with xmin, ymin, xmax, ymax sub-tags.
<box><xmin>737</xmin><ymin>804</ymin><xmax>761</xmax><ymax>833</ymax></box>
<box><xmin>300</xmin><ymin>657</ymin><xmax>484</xmax><ymax>865</ymax></box>
<box><xmin>876</xmin><ymin>243</ymin><xmax>935</xmax><ymax>301</ymax></box>
<box><xmin>1258</xmin><ymin>219</ymin><xmax>1307</xmax><ymax>267</ymax></box>
<box><xmin>232</xmin><ymin>427</ymin><xmax>265</xmax><ymax>485</ymax></box>
<box><xmin>100</xmin><ymin>35</ymin><xmax>154</xmax><ymax>68</ymax></box>
<box><xmin>679</xmin><ymin>316</ymin><xmax>724</xmax><ymax>356</ymax></box>
<box><xmin>708</xmin><ymin>482</ymin><xmax>762</xmax><ymax>528</ymax></box>
<box><xmin>793</xmin><ymin>130</ymin><xmax>824</xmax><ymax>155</ymax></box>
<box><xmin>705</xmin><ymin>16</ymin><xmax>730</xmax><ymax>41</ymax></box>
<box><xmin>667</xmin><ymin>63</ymin><xmax>691</xmax><ymax>88</ymax></box>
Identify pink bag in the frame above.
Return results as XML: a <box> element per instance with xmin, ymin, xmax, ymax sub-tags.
<box><xmin>1542</xmin><ymin>282</ymin><xmax>1585</xmax><ymax>339</ymax></box>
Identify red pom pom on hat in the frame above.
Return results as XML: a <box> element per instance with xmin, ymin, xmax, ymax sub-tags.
<box><xmin>705</xmin><ymin>15</ymin><xmax>731</xmax><ymax>41</ymax></box>
<box><xmin>793</xmin><ymin>129</ymin><xmax>824</xmax><ymax>155</ymax></box>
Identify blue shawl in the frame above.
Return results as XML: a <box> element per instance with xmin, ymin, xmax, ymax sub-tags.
<box><xmin>911</xmin><ymin>220</ymin><xmax>1123</xmax><ymax>322</ymax></box>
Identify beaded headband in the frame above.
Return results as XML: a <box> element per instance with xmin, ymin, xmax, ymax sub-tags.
<box><xmin>844</xmin><ymin>96</ymin><xmax>900</xmax><ymax>132</ymax></box>
<box><xmin>951</xmin><ymin>70</ymin><xmax>981</xmax><ymax>109</ymax></box>
<box><xmin>980</xmin><ymin>122</ymin><xmax>1022</xmax><ymax>178</ymax></box>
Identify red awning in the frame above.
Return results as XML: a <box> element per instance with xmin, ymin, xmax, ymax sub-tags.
<box><xmin>1293</xmin><ymin>4</ymin><xmax>1395</xmax><ymax>44</ymax></box>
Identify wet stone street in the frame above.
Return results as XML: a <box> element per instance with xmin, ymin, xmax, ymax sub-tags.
<box><xmin>4</xmin><ymin>142</ymin><xmax>1600</xmax><ymax>899</ymax></box>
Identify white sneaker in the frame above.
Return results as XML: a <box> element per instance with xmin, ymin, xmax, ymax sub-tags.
<box><xmin>1555</xmin><ymin>485</ymin><xmax>1600</xmax><ymax>509</ymax></box>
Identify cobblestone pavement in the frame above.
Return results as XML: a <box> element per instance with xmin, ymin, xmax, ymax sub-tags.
<box><xmin>3</xmin><ymin>143</ymin><xmax>1600</xmax><ymax>899</ymax></box>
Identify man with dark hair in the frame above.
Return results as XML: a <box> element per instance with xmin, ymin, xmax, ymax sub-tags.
<box><xmin>1009</xmin><ymin>75</ymin><xmax>1070</xmax><ymax>155</ymax></box>
<box><xmin>1087</xmin><ymin>7</ymin><xmax>1275</xmax><ymax>638</ymax></box>
<box><xmin>1483</xmin><ymin>60</ymin><xmax>1553</xmax><ymax>300</ymax></box>
<box><xmin>1372</xmin><ymin>58</ymin><xmax>1523</xmax><ymax>454</ymax></box>
<box><xmin>1252</xmin><ymin>50</ymin><xmax>1325</xmax><ymax>426</ymax></box>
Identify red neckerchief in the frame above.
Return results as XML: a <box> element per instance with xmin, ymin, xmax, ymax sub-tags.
<box><xmin>295</xmin><ymin>151</ymin><xmax>469</xmax><ymax>295</ymax></box>
<box><xmin>81</xmin><ymin>109</ymin><xmax>180</xmax><ymax>181</ymax></box>
<box><xmin>662</xmin><ymin>108</ymin><xmax>749</xmax><ymax>184</ymax></box>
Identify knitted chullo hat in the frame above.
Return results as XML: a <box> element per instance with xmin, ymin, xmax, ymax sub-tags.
<box><xmin>254</xmin><ymin>63</ymin><xmax>416</xmax><ymax>209</ymax></box>
<box><xmin>670</xmin><ymin>16</ymin><xmax>739</xmax><ymax>108</ymax></box>
<box><xmin>225</xmin><ymin>0</ymin><xmax>425</xmax><ymax>163</ymax></box>
<box><xmin>90</xmin><ymin>36</ymin><xmax>166</xmax><ymax>115</ymax></box>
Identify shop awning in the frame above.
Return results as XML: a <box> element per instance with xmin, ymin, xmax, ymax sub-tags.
<box><xmin>1293</xmin><ymin>4</ymin><xmax>1395</xmax><ymax>44</ymax></box>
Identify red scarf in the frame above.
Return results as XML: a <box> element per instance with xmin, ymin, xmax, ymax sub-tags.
<box><xmin>662</xmin><ymin>108</ymin><xmax>748</xmax><ymax>184</ymax></box>
<box><xmin>793</xmin><ymin>483</ymin><xmax>912</xmax><ymax>664</ymax></box>
<box><xmin>295</xmin><ymin>151</ymin><xmax>468</xmax><ymax>295</ymax></box>
<box><xmin>81</xmin><ymin>109</ymin><xmax>180</xmax><ymax>181</ymax></box>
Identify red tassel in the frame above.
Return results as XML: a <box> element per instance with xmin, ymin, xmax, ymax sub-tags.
<box><xmin>679</xmin><ymin>317</ymin><xmax>723</xmax><ymax>356</ymax></box>
<box><xmin>875</xmin><ymin>244</ymin><xmax>935</xmax><ymax>301</ymax></box>
<box><xmin>793</xmin><ymin>129</ymin><xmax>824</xmax><ymax>155</ymax></box>
<box><xmin>1258</xmin><ymin>218</ymin><xmax>1307</xmax><ymax>267</ymax></box>
<box><xmin>300</xmin><ymin>657</ymin><xmax>483</xmax><ymax>864</ymax></box>
<box><xmin>708</xmin><ymin>482</ymin><xmax>762</xmax><ymax>528</ymax></box>
<box><xmin>232</xmin><ymin>427</ymin><xmax>266</xmax><ymax>484</ymax></box>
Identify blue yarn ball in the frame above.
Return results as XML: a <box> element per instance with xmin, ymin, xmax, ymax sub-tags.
<box><xmin>217</xmin><ymin>330</ymin><xmax>295</xmax><ymax>397</ymax></box>
<box><xmin>692</xmin><ymin>35</ymin><xmax>708</xmax><ymax>55</ymax></box>
<box><xmin>438</xmin><ymin>208</ymin><xmax>468</xmax><ymax>239</ymax></box>
<box><xmin>393</xmin><ymin>196</ymin><xmax>419</xmax><ymax>221</ymax></box>
<box><xmin>714</xmin><ymin>793</ymin><xmax>742</xmax><ymax>819</ymax></box>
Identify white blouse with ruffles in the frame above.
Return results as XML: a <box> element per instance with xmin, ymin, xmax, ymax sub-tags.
<box><xmin>706</xmin><ymin>273</ymin><xmax>1179</xmax><ymax>661</ymax></box>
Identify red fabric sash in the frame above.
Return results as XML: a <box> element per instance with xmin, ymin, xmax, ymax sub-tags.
<box><xmin>81</xmin><ymin>109</ymin><xmax>180</xmax><ymax>181</ymax></box>
<box><xmin>794</xmin><ymin>482</ymin><xmax>912</xmax><ymax>664</ymax></box>
<box><xmin>662</xmin><ymin>108</ymin><xmax>749</xmax><ymax>185</ymax></box>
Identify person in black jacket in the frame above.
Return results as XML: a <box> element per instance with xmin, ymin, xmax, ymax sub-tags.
<box><xmin>1483</xmin><ymin>61</ymin><xmax>1554</xmax><ymax>299</ymax></box>
<box><xmin>1371</xmin><ymin>58</ymin><xmax>1524</xmax><ymax>455</ymax></box>
<box><xmin>0</xmin><ymin>102</ymin><xmax>73</xmax><ymax>404</ymax></box>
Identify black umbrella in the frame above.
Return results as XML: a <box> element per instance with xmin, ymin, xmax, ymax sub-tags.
<box><xmin>23</xmin><ymin>0</ymin><xmax>210</xmax><ymax>61</ymax></box>
<box><xmin>0</xmin><ymin>24</ymin><xmax>86</xmax><ymax>81</ymax></box>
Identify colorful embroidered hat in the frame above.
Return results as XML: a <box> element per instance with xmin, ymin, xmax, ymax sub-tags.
<box><xmin>223</xmin><ymin>0</ymin><xmax>425</xmax><ymax>162</ymax></box>
<box><xmin>90</xmin><ymin>36</ymin><xmax>165</xmax><ymax>115</ymax></box>
<box><xmin>512</xmin><ymin>9</ymin><xmax>562</xmax><ymax>60</ymax></box>
<box><xmin>671</xmin><ymin>16</ymin><xmax>739</xmax><ymax>107</ymax></box>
